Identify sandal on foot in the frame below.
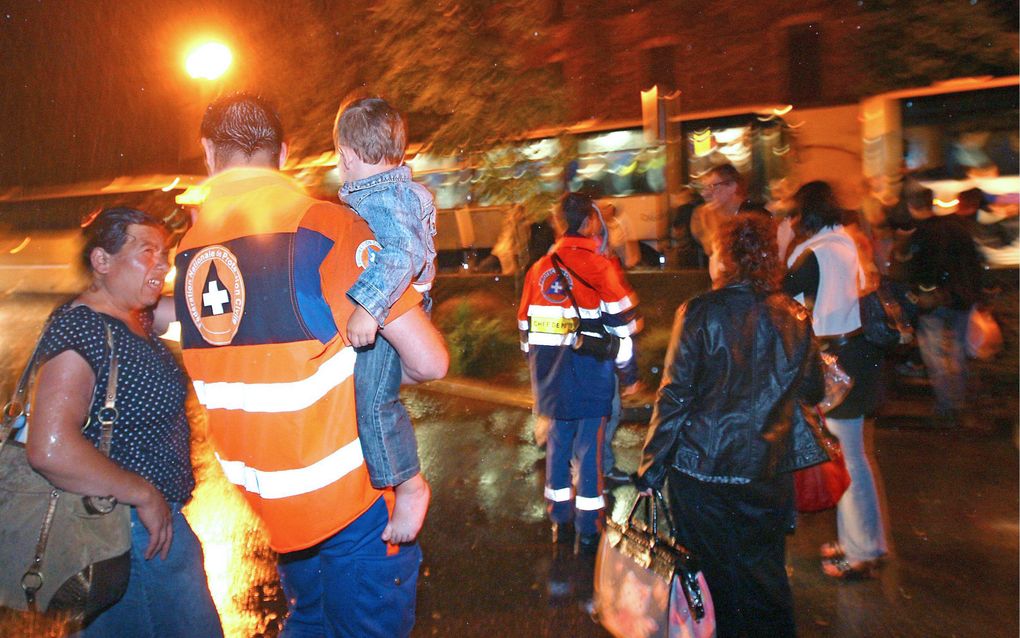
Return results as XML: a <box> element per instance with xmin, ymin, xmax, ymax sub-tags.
<box><xmin>819</xmin><ymin>542</ymin><xmax>845</xmax><ymax>560</ymax></box>
<box><xmin>822</xmin><ymin>557</ymin><xmax>877</xmax><ymax>580</ymax></box>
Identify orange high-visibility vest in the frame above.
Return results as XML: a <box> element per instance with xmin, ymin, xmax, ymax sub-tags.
<box><xmin>174</xmin><ymin>168</ymin><xmax>416</xmax><ymax>553</ymax></box>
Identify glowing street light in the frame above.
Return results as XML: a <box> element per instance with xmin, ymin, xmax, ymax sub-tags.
<box><xmin>185</xmin><ymin>42</ymin><xmax>232</xmax><ymax>80</ymax></box>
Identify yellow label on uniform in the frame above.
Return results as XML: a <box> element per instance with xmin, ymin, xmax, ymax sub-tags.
<box><xmin>531</xmin><ymin>316</ymin><xmax>578</xmax><ymax>335</ymax></box>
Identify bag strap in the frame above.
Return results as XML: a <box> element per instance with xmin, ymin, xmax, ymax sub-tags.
<box><xmin>550</xmin><ymin>253</ymin><xmax>583</xmax><ymax>337</ymax></box>
<box><xmin>20</xmin><ymin>319</ymin><xmax>119</xmax><ymax>610</ymax></box>
<box><xmin>625</xmin><ymin>489</ymin><xmax>678</xmax><ymax>541</ymax></box>
<box><xmin>0</xmin><ymin>312</ymin><xmax>61</xmax><ymax>450</ymax></box>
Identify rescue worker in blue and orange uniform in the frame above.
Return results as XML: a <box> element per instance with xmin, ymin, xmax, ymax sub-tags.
<box><xmin>518</xmin><ymin>192</ymin><xmax>641</xmax><ymax>554</ymax></box>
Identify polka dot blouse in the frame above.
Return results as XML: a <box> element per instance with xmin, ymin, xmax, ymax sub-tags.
<box><xmin>35</xmin><ymin>303</ymin><xmax>195</xmax><ymax>504</ymax></box>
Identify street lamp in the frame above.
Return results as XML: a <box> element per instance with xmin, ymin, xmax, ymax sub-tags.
<box><xmin>185</xmin><ymin>41</ymin><xmax>232</xmax><ymax>81</ymax></box>
<box><xmin>179</xmin><ymin>40</ymin><xmax>232</xmax><ymax>168</ymax></box>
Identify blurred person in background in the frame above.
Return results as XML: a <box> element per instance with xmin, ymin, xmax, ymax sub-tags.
<box><xmin>767</xmin><ymin>177</ymin><xmax>800</xmax><ymax>261</ymax></box>
<box><xmin>668</xmin><ymin>186</ymin><xmax>705</xmax><ymax>268</ymax></box>
<box><xmin>597</xmin><ymin>201</ymin><xmax>641</xmax><ymax>270</ymax></box>
<box><xmin>904</xmin><ymin>188</ymin><xmax>986</xmax><ymax>430</ymax></box>
<box><xmin>784</xmin><ymin>181</ymin><xmax>888</xmax><ymax>580</ymax></box>
<box><xmin>690</xmin><ymin>163</ymin><xmax>746</xmax><ymax>259</ymax></box>
<box><xmin>484</xmin><ymin>203</ymin><xmax>531</xmax><ymax>275</ymax></box>
<box><xmin>956</xmin><ymin>187</ymin><xmax>1019</xmax><ymax>253</ymax></box>
<box><xmin>636</xmin><ymin>214</ymin><xmax>825</xmax><ymax>637</ymax></box>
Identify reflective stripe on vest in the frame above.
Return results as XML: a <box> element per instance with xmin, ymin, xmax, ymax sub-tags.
<box><xmin>216</xmin><ymin>438</ymin><xmax>364</xmax><ymax>499</ymax></box>
<box><xmin>192</xmin><ymin>347</ymin><xmax>355</xmax><ymax>413</ymax></box>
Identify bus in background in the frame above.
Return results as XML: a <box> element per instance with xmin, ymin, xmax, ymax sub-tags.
<box><xmin>289</xmin><ymin>109</ymin><xmax>799</xmax><ymax>271</ymax></box>
<box><xmin>0</xmin><ymin>175</ymin><xmax>197</xmax><ymax>294</ymax></box>
<box><xmin>861</xmin><ymin>75</ymin><xmax>1020</xmax><ymax>266</ymax></box>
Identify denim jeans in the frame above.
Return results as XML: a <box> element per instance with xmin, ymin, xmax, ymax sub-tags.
<box><xmin>277</xmin><ymin>498</ymin><xmax>422</xmax><ymax>638</ymax></box>
<box><xmin>545</xmin><ymin>416</ymin><xmax>606</xmax><ymax>536</ymax></box>
<box><xmin>916</xmin><ymin>307</ymin><xmax>970</xmax><ymax>416</ymax></box>
<box><xmin>341</xmin><ymin>166</ymin><xmax>437</xmax><ymax>325</ymax></box>
<box><xmin>79</xmin><ymin>506</ymin><xmax>222</xmax><ymax>638</ymax></box>
<box><xmin>826</xmin><ymin>416</ymin><xmax>888</xmax><ymax>563</ymax></box>
<box><xmin>355</xmin><ymin>331</ymin><xmax>421</xmax><ymax>489</ymax></box>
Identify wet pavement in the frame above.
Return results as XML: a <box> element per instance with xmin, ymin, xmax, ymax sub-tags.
<box><xmin>0</xmin><ymin>294</ymin><xmax>1017</xmax><ymax>637</ymax></box>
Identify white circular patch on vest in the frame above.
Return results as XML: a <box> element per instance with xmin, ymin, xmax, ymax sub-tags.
<box><xmin>184</xmin><ymin>245</ymin><xmax>245</xmax><ymax>346</ymax></box>
<box><xmin>355</xmin><ymin>240</ymin><xmax>382</xmax><ymax>270</ymax></box>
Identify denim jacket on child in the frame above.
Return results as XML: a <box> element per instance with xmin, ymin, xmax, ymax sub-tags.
<box><xmin>340</xmin><ymin>165</ymin><xmax>437</xmax><ymax>324</ymax></box>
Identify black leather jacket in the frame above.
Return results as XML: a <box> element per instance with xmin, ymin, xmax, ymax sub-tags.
<box><xmin>638</xmin><ymin>283</ymin><xmax>825</xmax><ymax>489</ymax></box>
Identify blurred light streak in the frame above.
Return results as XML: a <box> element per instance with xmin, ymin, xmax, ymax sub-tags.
<box><xmin>8</xmin><ymin>237</ymin><xmax>30</xmax><ymax>255</ymax></box>
<box><xmin>176</xmin><ymin>185</ymin><xmax>209</xmax><ymax>206</ymax></box>
<box><xmin>935</xmin><ymin>198</ymin><xmax>960</xmax><ymax>209</ymax></box>
<box><xmin>161</xmin><ymin>176</ymin><xmax>181</xmax><ymax>192</ymax></box>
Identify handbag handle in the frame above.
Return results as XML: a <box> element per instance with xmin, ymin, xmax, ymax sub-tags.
<box><xmin>625</xmin><ymin>489</ymin><xmax>678</xmax><ymax>542</ymax></box>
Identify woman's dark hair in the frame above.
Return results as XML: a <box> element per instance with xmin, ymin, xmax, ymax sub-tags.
<box><xmin>794</xmin><ymin>181</ymin><xmax>842</xmax><ymax>236</ymax></box>
<box><xmin>81</xmin><ymin>207</ymin><xmax>167</xmax><ymax>272</ymax></box>
<box><xmin>716</xmin><ymin>214</ymin><xmax>782</xmax><ymax>295</ymax></box>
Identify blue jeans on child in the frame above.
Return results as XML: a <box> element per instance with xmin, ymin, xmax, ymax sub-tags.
<box><xmin>277</xmin><ymin>498</ymin><xmax>422</xmax><ymax>638</ymax></box>
<box><xmin>79</xmin><ymin>505</ymin><xmax>222</xmax><ymax>638</ymax></box>
<box><xmin>354</xmin><ymin>293</ymin><xmax>431</xmax><ymax>488</ymax></box>
<box><xmin>825</xmin><ymin>416</ymin><xmax>888</xmax><ymax>563</ymax></box>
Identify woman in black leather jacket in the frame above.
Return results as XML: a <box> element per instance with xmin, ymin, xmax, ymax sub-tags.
<box><xmin>636</xmin><ymin>214</ymin><xmax>824</xmax><ymax>638</ymax></box>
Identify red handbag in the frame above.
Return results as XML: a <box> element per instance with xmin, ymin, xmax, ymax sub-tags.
<box><xmin>794</xmin><ymin>410</ymin><xmax>851</xmax><ymax>513</ymax></box>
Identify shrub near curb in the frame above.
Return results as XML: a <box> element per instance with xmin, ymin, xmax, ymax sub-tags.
<box><xmin>435</xmin><ymin>293</ymin><xmax>520</xmax><ymax>379</ymax></box>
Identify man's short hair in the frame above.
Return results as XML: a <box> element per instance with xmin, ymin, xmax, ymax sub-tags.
<box><xmin>704</xmin><ymin>163</ymin><xmax>742</xmax><ymax>188</ymax></box>
<box><xmin>560</xmin><ymin>192</ymin><xmax>595</xmax><ymax>234</ymax></box>
<box><xmin>905</xmin><ymin>187</ymin><xmax>934</xmax><ymax>212</ymax></box>
<box><xmin>334</xmin><ymin>96</ymin><xmax>407</xmax><ymax>165</ymax></box>
<box><xmin>201</xmin><ymin>93</ymin><xmax>284</xmax><ymax>165</ymax></box>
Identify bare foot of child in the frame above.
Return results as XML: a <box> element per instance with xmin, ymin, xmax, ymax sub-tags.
<box><xmin>382</xmin><ymin>474</ymin><xmax>431</xmax><ymax>544</ymax></box>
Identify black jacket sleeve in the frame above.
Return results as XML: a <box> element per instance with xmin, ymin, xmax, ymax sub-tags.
<box><xmin>637</xmin><ymin>301</ymin><xmax>702</xmax><ymax>490</ymax></box>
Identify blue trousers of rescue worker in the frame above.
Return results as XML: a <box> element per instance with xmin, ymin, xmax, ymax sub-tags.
<box><xmin>545</xmin><ymin>416</ymin><xmax>606</xmax><ymax>536</ymax></box>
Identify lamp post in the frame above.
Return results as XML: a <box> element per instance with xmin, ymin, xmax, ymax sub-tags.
<box><xmin>179</xmin><ymin>40</ymin><xmax>233</xmax><ymax>169</ymax></box>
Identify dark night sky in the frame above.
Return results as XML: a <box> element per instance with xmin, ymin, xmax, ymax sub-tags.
<box><xmin>0</xmin><ymin>0</ymin><xmax>344</xmax><ymax>189</ymax></box>
<box><xmin>1</xmin><ymin>0</ymin><xmax>1017</xmax><ymax>190</ymax></box>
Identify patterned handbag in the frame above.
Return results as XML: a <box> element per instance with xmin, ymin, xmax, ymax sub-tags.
<box><xmin>594</xmin><ymin>491</ymin><xmax>716</xmax><ymax>638</ymax></box>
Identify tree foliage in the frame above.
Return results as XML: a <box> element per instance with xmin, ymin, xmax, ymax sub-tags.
<box><xmin>342</xmin><ymin>0</ymin><xmax>566</xmax><ymax>157</ymax></box>
<box><xmin>859</xmin><ymin>0</ymin><xmax>1018</xmax><ymax>92</ymax></box>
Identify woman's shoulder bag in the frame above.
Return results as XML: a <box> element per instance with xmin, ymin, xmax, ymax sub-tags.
<box><xmin>0</xmin><ymin>317</ymin><xmax>131</xmax><ymax>624</ymax></box>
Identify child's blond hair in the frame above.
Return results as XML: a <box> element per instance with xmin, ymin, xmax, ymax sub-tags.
<box><xmin>334</xmin><ymin>96</ymin><xmax>407</xmax><ymax>165</ymax></box>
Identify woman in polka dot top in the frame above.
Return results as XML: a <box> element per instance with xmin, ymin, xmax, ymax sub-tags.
<box><xmin>24</xmin><ymin>207</ymin><xmax>222</xmax><ymax>636</ymax></box>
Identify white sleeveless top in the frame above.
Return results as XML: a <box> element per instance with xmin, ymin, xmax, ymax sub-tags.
<box><xmin>787</xmin><ymin>226</ymin><xmax>864</xmax><ymax>337</ymax></box>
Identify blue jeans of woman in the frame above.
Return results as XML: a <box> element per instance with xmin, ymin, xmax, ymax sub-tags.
<box><xmin>825</xmin><ymin>416</ymin><xmax>888</xmax><ymax>563</ymax></box>
<box><xmin>79</xmin><ymin>505</ymin><xmax>222</xmax><ymax>638</ymax></box>
<box><xmin>277</xmin><ymin>498</ymin><xmax>422</xmax><ymax>638</ymax></box>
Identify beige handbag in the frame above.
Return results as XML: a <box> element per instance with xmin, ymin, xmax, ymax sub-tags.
<box><xmin>0</xmin><ymin>319</ymin><xmax>131</xmax><ymax>623</ymax></box>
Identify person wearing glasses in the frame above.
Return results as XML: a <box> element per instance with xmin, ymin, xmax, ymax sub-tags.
<box><xmin>690</xmin><ymin>163</ymin><xmax>746</xmax><ymax>260</ymax></box>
